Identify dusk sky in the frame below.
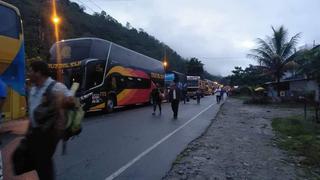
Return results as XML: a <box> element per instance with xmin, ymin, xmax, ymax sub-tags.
<box><xmin>75</xmin><ymin>0</ymin><xmax>320</xmax><ymax>76</ymax></box>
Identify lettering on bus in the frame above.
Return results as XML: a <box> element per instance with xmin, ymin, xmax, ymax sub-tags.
<box><xmin>151</xmin><ymin>73</ymin><xmax>164</xmax><ymax>79</ymax></box>
<box><xmin>48</xmin><ymin>61</ymin><xmax>81</xmax><ymax>69</ymax></box>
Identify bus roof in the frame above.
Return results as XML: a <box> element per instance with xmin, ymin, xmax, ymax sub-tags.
<box><xmin>187</xmin><ymin>76</ymin><xmax>200</xmax><ymax>80</ymax></box>
<box><xmin>55</xmin><ymin>37</ymin><xmax>161</xmax><ymax>63</ymax></box>
<box><xmin>52</xmin><ymin>37</ymin><xmax>164</xmax><ymax>74</ymax></box>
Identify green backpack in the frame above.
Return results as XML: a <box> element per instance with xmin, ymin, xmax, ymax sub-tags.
<box><xmin>65</xmin><ymin>98</ymin><xmax>84</xmax><ymax>137</ymax></box>
<box><xmin>62</xmin><ymin>98</ymin><xmax>85</xmax><ymax>155</ymax></box>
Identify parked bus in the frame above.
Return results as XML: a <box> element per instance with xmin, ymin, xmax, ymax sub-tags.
<box><xmin>49</xmin><ymin>38</ymin><xmax>165</xmax><ymax>112</ymax></box>
<box><xmin>165</xmin><ymin>71</ymin><xmax>187</xmax><ymax>89</ymax></box>
<box><xmin>204</xmin><ymin>79</ymin><xmax>214</xmax><ymax>95</ymax></box>
<box><xmin>187</xmin><ymin>76</ymin><xmax>203</xmax><ymax>98</ymax></box>
<box><xmin>165</xmin><ymin>71</ymin><xmax>187</xmax><ymax>100</ymax></box>
<box><xmin>0</xmin><ymin>1</ymin><xmax>26</xmax><ymax>120</ymax></box>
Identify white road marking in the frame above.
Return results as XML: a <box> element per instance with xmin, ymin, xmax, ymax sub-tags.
<box><xmin>105</xmin><ymin>103</ymin><xmax>216</xmax><ymax>180</ymax></box>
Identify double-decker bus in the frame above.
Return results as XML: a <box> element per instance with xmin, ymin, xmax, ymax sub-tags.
<box><xmin>49</xmin><ymin>38</ymin><xmax>165</xmax><ymax>112</ymax></box>
<box><xmin>0</xmin><ymin>1</ymin><xmax>26</xmax><ymax>120</ymax></box>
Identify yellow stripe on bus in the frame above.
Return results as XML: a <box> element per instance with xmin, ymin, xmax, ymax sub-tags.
<box><xmin>0</xmin><ymin>36</ymin><xmax>20</xmax><ymax>74</ymax></box>
<box><xmin>107</xmin><ymin>66</ymin><xmax>135</xmax><ymax>77</ymax></box>
<box><xmin>89</xmin><ymin>103</ymin><xmax>106</xmax><ymax>111</ymax></box>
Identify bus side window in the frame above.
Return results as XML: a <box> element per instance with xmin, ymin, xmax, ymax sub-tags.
<box><xmin>114</xmin><ymin>76</ymin><xmax>125</xmax><ymax>90</ymax></box>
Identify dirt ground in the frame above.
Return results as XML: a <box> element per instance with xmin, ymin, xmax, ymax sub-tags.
<box><xmin>163</xmin><ymin>98</ymin><xmax>310</xmax><ymax>180</ymax></box>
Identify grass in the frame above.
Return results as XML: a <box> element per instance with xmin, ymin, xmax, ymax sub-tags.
<box><xmin>272</xmin><ymin>116</ymin><xmax>320</xmax><ymax>167</ymax></box>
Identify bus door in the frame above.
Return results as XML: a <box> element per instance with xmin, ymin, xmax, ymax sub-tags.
<box><xmin>83</xmin><ymin>59</ymin><xmax>106</xmax><ymax>109</ymax></box>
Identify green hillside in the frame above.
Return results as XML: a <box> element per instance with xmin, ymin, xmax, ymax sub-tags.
<box><xmin>4</xmin><ymin>0</ymin><xmax>219</xmax><ymax>80</ymax></box>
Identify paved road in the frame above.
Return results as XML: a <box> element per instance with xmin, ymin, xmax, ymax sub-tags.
<box><xmin>2</xmin><ymin>95</ymin><xmax>224</xmax><ymax>180</ymax></box>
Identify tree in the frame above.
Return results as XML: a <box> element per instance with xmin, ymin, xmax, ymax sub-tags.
<box><xmin>227</xmin><ymin>65</ymin><xmax>271</xmax><ymax>86</ymax></box>
<box><xmin>296</xmin><ymin>45</ymin><xmax>320</xmax><ymax>81</ymax></box>
<box><xmin>295</xmin><ymin>45</ymin><xmax>320</xmax><ymax>121</ymax></box>
<box><xmin>187</xmin><ymin>57</ymin><xmax>204</xmax><ymax>76</ymax></box>
<box><xmin>247</xmin><ymin>26</ymin><xmax>300</xmax><ymax>94</ymax></box>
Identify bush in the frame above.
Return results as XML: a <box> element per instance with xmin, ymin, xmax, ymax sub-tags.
<box><xmin>272</xmin><ymin>116</ymin><xmax>320</xmax><ymax>167</ymax></box>
<box><xmin>244</xmin><ymin>96</ymin><xmax>270</xmax><ymax>104</ymax></box>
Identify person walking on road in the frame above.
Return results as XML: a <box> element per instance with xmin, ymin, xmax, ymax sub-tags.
<box><xmin>0</xmin><ymin>78</ymin><xmax>7</xmax><ymax>144</ymax></box>
<box><xmin>151</xmin><ymin>83</ymin><xmax>162</xmax><ymax>115</ymax></box>
<box><xmin>24</xmin><ymin>60</ymin><xmax>74</xmax><ymax>180</ymax></box>
<box><xmin>182</xmin><ymin>83</ymin><xmax>188</xmax><ymax>104</ymax></box>
<box><xmin>215</xmin><ymin>87</ymin><xmax>222</xmax><ymax>104</ymax></box>
<box><xmin>169</xmin><ymin>82</ymin><xmax>181</xmax><ymax>119</ymax></box>
<box><xmin>196</xmin><ymin>88</ymin><xmax>201</xmax><ymax>104</ymax></box>
<box><xmin>220</xmin><ymin>88</ymin><xmax>225</xmax><ymax>101</ymax></box>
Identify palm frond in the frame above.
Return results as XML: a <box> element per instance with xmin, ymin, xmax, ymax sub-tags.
<box><xmin>271</xmin><ymin>26</ymin><xmax>288</xmax><ymax>55</ymax></box>
<box><xmin>281</xmin><ymin>33</ymin><xmax>301</xmax><ymax>59</ymax></box>
<box><xmin>255</xmin><ymin>38</ymin><xmax>274</xmax><ymax>55</ymax></box>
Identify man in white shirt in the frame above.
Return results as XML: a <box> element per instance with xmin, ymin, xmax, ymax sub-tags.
<box><xmin>26</xmin><ymin>60</ymin><xmax>74</xmax><ymax>180</ymax></box>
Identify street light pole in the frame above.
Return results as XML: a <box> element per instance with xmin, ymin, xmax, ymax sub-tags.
<box><xmin>51</xmin><ymin>0</ymin><xmax>62</xmax><ymax>82</ymax></box>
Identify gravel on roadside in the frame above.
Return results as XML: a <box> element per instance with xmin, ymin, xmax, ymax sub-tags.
<box><xmin>163</xmin><ymin>98</ymin><xmax>308</xmax><ymax>180</ymax></box>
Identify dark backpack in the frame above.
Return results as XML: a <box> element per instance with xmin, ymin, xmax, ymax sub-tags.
<box><xmin>33</xmin><ymin>81</ymin><xmax>57</xmax><ymax>132</ymax></box>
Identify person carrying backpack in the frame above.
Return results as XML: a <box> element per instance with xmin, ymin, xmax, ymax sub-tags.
<box><xmin>151</xmin><ymin>83</ymin><xmax>162</xmax><ymax>115</ymax></box>
<box><xmin>14</xmin><ymin>61</ymin><xmax>75</xmax><ymax>180</ymax></box>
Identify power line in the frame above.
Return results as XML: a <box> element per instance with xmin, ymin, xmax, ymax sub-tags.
<box><xmin>200</xmin><ymin>56</ymin><xmax>246</xmax><ymax>60</ymax></box>
<box><xmin>86</xmin><ymin>0</ymin><xmax>103</xmax><ymax>12</ymax></box>
<box><xmin>73</xmin><ymin>0</ymin><xmax>96</xmax><ymax>13</ymax></box>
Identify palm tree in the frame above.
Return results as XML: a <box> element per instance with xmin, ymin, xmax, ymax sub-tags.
<box><xmin>247</xmin><ymin>26</ymin><xmax>300</xmax><ymax>95</ymax></box>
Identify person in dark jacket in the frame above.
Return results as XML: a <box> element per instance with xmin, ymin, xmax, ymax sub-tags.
<box><xmin>151</xmin><ymin>83</ymin><xmax>162</xmax><ymax>115</ymax></box>
<box><xmin>169</xmin><ymin>82</ymin><xmax>181</xmax><ymax>119</ymax></box>
<box><xmin>25</xmin><ymin>61</ymin><xmax>74</xmax><ymax>180</ymax></box>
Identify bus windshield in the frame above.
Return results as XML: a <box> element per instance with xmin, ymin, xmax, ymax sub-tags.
<box><xmin>188</xmin><ymin>80</ymin><xmax>198</xmax><ymax>87</ymax></box>
<box><xmin>50</xmin><ymin>39</ymin><xmax>92</xmax><ymax>63</ymax></box>
<box><xmin>0</xmin><ymin>5</ymin><xmax>19</xmax><ymax>39</ymax></box>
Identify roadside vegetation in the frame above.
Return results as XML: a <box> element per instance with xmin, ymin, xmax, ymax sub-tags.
<box><xmin>272</xmin><ymin>115</ymin><xmax>320</xmax><ymax>173</ymax></box>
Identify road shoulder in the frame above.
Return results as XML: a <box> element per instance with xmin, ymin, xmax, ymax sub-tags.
<box><xmin>164</xmin><ymin>98</ymin><xmax>307</xmax><ymax>180</ymax></box>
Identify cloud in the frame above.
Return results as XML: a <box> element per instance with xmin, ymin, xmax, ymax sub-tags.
<box><xmin>79</xmin><ymin>0</ymin><xmax>320</xmax><ymax>76</ymax></box>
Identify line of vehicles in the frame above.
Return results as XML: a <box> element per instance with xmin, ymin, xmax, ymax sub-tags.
<box><xmin>0</xmin><ymin>1</ymin><xmax>222</xmax><ymax>120</ymax></box>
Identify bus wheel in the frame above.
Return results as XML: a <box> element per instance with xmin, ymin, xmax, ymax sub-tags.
<box><xmin>105</xmin><ymin>96</ymin><xmax>116</xmax><ymax>113</ymax></box>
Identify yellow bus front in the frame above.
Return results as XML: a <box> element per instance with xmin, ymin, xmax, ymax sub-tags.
<box><xmin>0</xmin><ymin>1</ymin><xmax>26</xmax><ymax>120</ymax></box>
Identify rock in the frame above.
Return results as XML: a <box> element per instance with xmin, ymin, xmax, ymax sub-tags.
<box><xmin>243</xmin><ymin>162</ymin><xmax>249</xmax><ymax>166</ymax></box>
<box><xmin>193</xmin><ymin>156</ymin><xmax>207</xmax><ymax>162</ymax></box>
<box><xmin>181</xmin><ymin>175</ymin><xmax>188</xmax><ymax>180</ymax></box>
<box><xmin>178</xmin><ymin>170</ymin><xmax>184</xmax><ymax>175</ymax></box>
<box><xmin>206</xmin><ymin>156</ymin><xmax>211</xmax><ymax>160</ymax></box>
